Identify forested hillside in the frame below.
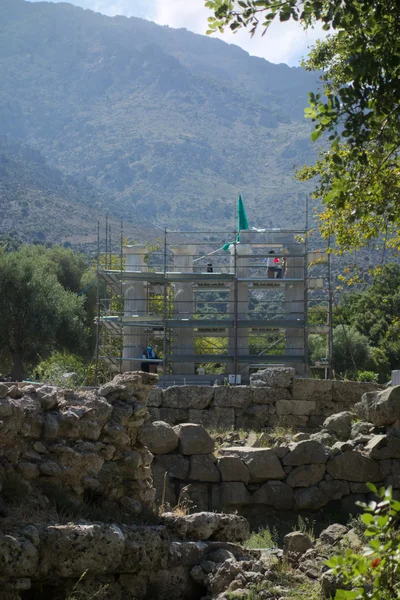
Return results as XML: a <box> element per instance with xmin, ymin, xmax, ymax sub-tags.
<box><xmin>0</xmin><ymin>0</ymin><xmax>319</xmax><ymax>232</ymax></box>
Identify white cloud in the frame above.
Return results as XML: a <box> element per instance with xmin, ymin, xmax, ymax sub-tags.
<box><xmin>152</xmin><ymin>0</ymin><xmax>326</xmax><ymax>66</ymax></box>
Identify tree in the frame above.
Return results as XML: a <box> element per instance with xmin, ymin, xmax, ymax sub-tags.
<box><xmin>332</xmin><ymin>325</ymin><xmax>371</xmax><ymax>377</ymax></box>
<box><xmin>0</xmin><ymin>246</ymin><xmax>88</xmax><ymax>380</ymax></box>
<box><xmin>205</xmin><ymin>1</ymin><xmax>400</xmax><ymax>252</ymax></box>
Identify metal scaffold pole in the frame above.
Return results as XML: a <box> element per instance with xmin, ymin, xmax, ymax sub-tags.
<box><xmin>327</xmin><ymin>235</ymin><xmax>334</xmax><ymax>379</ymax></box>
<box><xmin>304</xmin><ymin>195</ymin><xmax>309</xmax><ymax>376</ymax></box>
<box><xmin>94</xmin><ymin>221</ymin><xmax>101</xmax><ymax>386</ymax></box>
<box><xmin>119</xmin><ymin>219</ymin><xmax>123</xmax><ymax>374</ymax></box>
<box><xmin>162</xmin><ymin>227</ymin><xmax>168</xmax><ymax>376</ymax></box>
<box><xmin>233</xmin><ymin>229</ymin><xmax>238</xmax><ymax>386</ymax></box>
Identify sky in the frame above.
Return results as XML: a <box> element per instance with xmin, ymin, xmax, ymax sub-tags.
<box><xmin>27</xmin><ymin>0</ymin><xmax>326</xmax><ymax>66</ymax></box>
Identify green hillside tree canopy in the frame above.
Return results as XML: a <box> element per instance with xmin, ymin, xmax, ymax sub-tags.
<box><xmin>206</xmin><ymin>1</ymin><xmax>400</xmax><ymax>252</ymax></box>
<box><xmin>0</xmin><ymin>246</ymin><xmax>89</xmax><ymax>380</ymax></box>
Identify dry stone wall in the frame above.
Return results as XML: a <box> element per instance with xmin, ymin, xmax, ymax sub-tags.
<box><xmin>148</xmin><ymin>369</ymin><xmax>380</xmax><ymax>432</ymax></box>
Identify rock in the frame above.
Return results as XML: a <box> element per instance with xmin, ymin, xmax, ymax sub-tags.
<box><xmin>355</xmin><ymin>386</ymin><xmax>400</xmax><ymax>426</ymax></box>
<box><xmin>174</xmin><ymin>424</ymin><xmax>215</xmax><ymax>455</ymax></box>
<box><xmin>319</xmin><ymin>479</ymin><xmax>350</xmax><ymax>500</ymax></box>
<box><xmin>283</xmin><ymin>440</ymin><xmax>329</xmax><ymax>466</ymax></box>
<box><xmin>286</xmin><ymin>463</ymin><xmax>326</xmax><ymax>488</ymax></box>
<box><xmin>252</xmin><ymin>481</ymin><xmax>294</xmax><ymax>510</ymax></box>
<box><xmin>18</xmin><ymin>461</ymin><xmax>40</xmax><ymax>480</ymax></box>
<box><xmin>163</xmin><ymin>386</ymin><xmax>214</xmax><ymax>409</ymax></box>
<box><xmin>309</xmin><ymin>431</ymin><xmax>338</xmax><ymax>447</ymax></box>
<box><xmin>0</xmin><ymin>382</ymin><xmax>9</xmax><ymax>398</ymax></box>
<box><xmin>0</xmin><ymin>535</ymin><xmax>38</xmax><ymax>576</ymax></box>
<box><xmin>220</xmin><ymin>482</ymin><xmax>249</xmax><ymax>507</ymax></box>
<box><xmin>333</xmin><ymin>380</ymin><xmax>381</xmax><ymax>406</ymax></box>
<box><xmin>276</xmin><ymin>399</ymin><xmax>316</xmax><ymax>416</ymax></box>
<box><xmin>294</xmin><ymin>486</ymin><xmax>329</xmax><ymax>510</ymax></box>
<box><xmin>212</xmin><ymin>514</ymin><xmax>250</xmax><ymax>543</ymax></box>
<box><xmin>159</xmin><ymin>408</ymin><xmax>189</xmax><ymax>425</ymax></box>
<box><xmin>41</xmin><ymin>524</ymin><xmax>125</xmax><ymax>577</ymax></box>
<box><xmin>235</xmin><ymin>405</ymin><xmax>269</xmax><ymax>430</ymax></box>
<box><xmin>184</xmin><ymin>512</ymin><xmax>221</xmax><ymax>540</ymax></box>
<box><xmin>318</xmin><ymin>524</ymin><xmax>348</xmax><ymax>546</ymax></box>
<box><xmin>327</xmin><ymin>451</ymin><xmax>382</xmax><ymax>482</ymax></box>
<box><xmin>207</xmin><ymin>549</ymin><xmax>236</xmax><ymax>563</ymax></box>
<box><xmin>323</xmin><ymin>412</ymin><xmax>353</xmax><ymax>440</ymax></box>
<box><xmin>251</xmin><ymin>387</ymin><xmax>291</xmax><ymax>403</ymax></box>
<box><xmin>218</xmin><ymin>447</ymin><xmax>285</xmax><ymax>482</ymax></box>
<box><xmin>0</xmin><ymin>397</ymin><xmax>13</xmax><ymax>416</ymax></box>
<box><xmin>7</xmin><ymin>385</ymin><xmax>22</xmax><ymax>399</ymax></box>
<box><xmin>320</xmin><ymin>571</ymin><xmax>342</xmax><ymax>599</ymax></box>
<box><xmin>292</xmin><ymin>432</ymin><xmax>311</xmax><ymax>442</ymax></box>
<box><xmin>283</xmin><ymin>532</ymin><xmax>313</xmax><ymax>556</ymax></box>
<box><xmin>351</xmin><ymin>421</ymin><xmax>373</xmax><ymax>438</ymax></box>
<box><xmin>207</xmin><ymin>561</ymin><xmax>243</xmax><ymax>595</ymax></box>
<box><xmin>189</xmin><ymin>455</ymin><xmax>220</xmax><ymax>482</ymax></box>
<box><xmin>39</xmin><ymin>461</ymin><xmax>62</xmax><ymax>477</ymax></box>
<box><xmin>148</xmin><ymin>388</ymin><xmax>163</xmax><ymax>407</ymax></box>
<box><xmin>161</xmin><ymin>513</ymin><xmax>188</xmax><ymax>538</ymax></box>
<box><xmin>138</xmin><ymin>421</ymin><xmax>179</xmax><ymax>454</ymax></box>
<box><xmin>119</xmin><ymin>525</ymin><xmax>169</xmax><ymax>573</ymax></box>
<box><xmin>213</xmin><ymin>386</ymin><xmax>252</xmax><ymax>408</ymax></box>
<box><xmin>291</xmin><ymin>378</ymin><xmax>332</xmax><ymax>402</ymax></box>
<box><xmin>188</xmin><ymin>407</ymin><xmax>235</xmax><ymax>430</ymax></box>
<box><xmin>250</xmin><ymin>367</ymin><xmax>295</xmax><ymax>388</ymax></box>
<box><xmin>364</xmin><ymin>434</ymin><xmax>400</xmax><ymax>460</ymax></box>
<box><xmin>217</xmin><ymin>456</ymin><xmax>250</xmax><ymax>483</ymax></box>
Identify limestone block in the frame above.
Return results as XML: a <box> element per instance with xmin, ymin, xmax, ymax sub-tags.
<box><xmin>218</xmin><ymin>447</ymin><xmax>285</xmax><ymax>482</ymax></box>
<box><xmin>0</xmin><ymin>535</ymin><xmax>38</xmax><ymax>576</ymax></box>
<box><xmin>251</xmin><ymin>480</ymin><xmax>294</xmax><ymax>510</ymax></box>
<box><xmin>217</xmin><ymin>456</ymin><xmax>250</xmax><ymax>483</ymax></box>
<box><xmin>189</xmin><ymin>455</ymin><xmax>220</xmax><ymax>482</ymax></box>
<box><xmin>333</xmin><ymin>380</ymin><xmax>381</xmax><ymax>406</ymax></box>
<box><xmin>138</xmin><ymin>421</ymin><xmax>179</xmax><ymax>455</ymax></box>
<box><xmin>119</xmin><ymin>573</ymin><xmax>147</xmax><ymax>600</ymax></box>
<box><xmin>212</xmin><ymin>514</ymin><xmax>250</xmax><ymax>543</ymax></box>
<box><xmin>276</xmin><ymin>400</ymin><xmax>316</xmax><ymax>416</ymax></box>
<box><xmin>235</xmin><ymin>405</ymin><xmax>269</xmax><ymax>430</ymax></box>
<box><xmin>213</xmin><ymin>386</ymin><xmax>252</xmax><ymax>408</ymax></box>
<box><xmin>355</xmin><ymin>386</ymin><xmax>400</xmax><ymax>426</ymax></box>
<box><xmin>152</xmin><ymin>454</ymin><xmax>190</xmax><ymax>481</ymax></box>
<box><xmin>286</xmin><ymin>463</ymin><xmax>326</xmax><ymax>488</ymax></box>
<box><xmin>188</xmin><ymin>407</ymin><xmax>235</xmax><ymax>431</ymax></box>
<box><xmin>179</xmin><ymin>482</ymin><xmax>209</xmax><ymax>512</ymax></box>
<box><xmin>41</xmin><ymin>524</ymin><xmax>125</xmax><ymax>577</ymax></box>
<box><xmin>220</xmin><ymin>482</ymin><xmax>249</xmax><ymax>507</ymax></box>
<box><xmin>365</xmin><ymin>434</ymin><xmax>400</xmax><ymax>460</ymax></box>
<box><xmin>251</xmin><ymin>387</ymin><xmax>291</xmax><ymax>404</ymax></box>
<box><xmin>174</xmin><ymin>424</ymin><xmax>214</xmax><ymax>455</ymax></box>
<box><xmin>119</xmin><ymin>525</ymin><xmax>169</xmax><ymax>573</ymax></box>
<box><xmin>276</xmin><ymin>415</ymin><xmax>309</xmax><ymax>428</ymax></box>
<box><xmin>319</xmin><ymin>479</ymin><xmax>350</xmax><ymax>500</ymax></box>
<box><xmin>327</xmin><ymin>451</ymin><xmax>382</xmax><ymax>482</ymax></box>
<box><xmin>349</xmin><ymin>482</ymin><xmax>375</xmax><ymax>494</ymax></box>
<box><xmin>318</xmin><ymin>524</ymin><xmax>349</xmax><ymax>547</ymax></box>
<box><xmin>148</xmin><ymin>388</ymin><xmax>163</xmax><ymax>407</ymax></box>
<box><xmin>159</xmin><ymin>408</ymin><xmax>189</xmax><ymax>425</ymax></box>
<box><xmin>351</xmin><ymin>421</ymin><xmax>373</xmax><ymax>438</ymax></box>
<box><xmin>163</xmin><ymin>386</ymin><xmax>213</xmax><ymax>410</ymax></box>
<box><xmin>183</xmin><ymin>512</ymin><xmax>221</xmax><ymax>540</ymax></box>
<box><xmin>386</xmin><ymin>460</ymin><xmax>400</xmax><ymax>488</ymax></box>
<box><xmin>283</xmin><ymin>440</ymin><xmax>330</xmax><ymax>466</ymax></box>
<box><xmin>294</xmin><ymin>486</ymin><xmax>329</xmax><ymax>510</ymax></box>
<box><xmin>7</xmin><ymin>385</ymin><xmax>23</xmax><ymax>399</ymax></box>
<box><xmin>0</xmin><ymin>382</ymin><xmax>8</xmax><ymax>398</ymax></box>
<box><xmin>323</xmin><ymin>412</ymin><xmax>353</xmax><ymax>440</ymax></box>
<box><xmin>283</xmin><ymin>531</ymin><xmax>313</xmax><ymax>556</ymax></box>
<box><xmin>250</xmin><ymin>367</ymin><xmax>295</xmax><ymax>388</ymax></box>
<box><xmin>148</xmin><ymin>407</ymin><xmax>160</xmax><ymax>421</ymax></box>
<box><xmin>292</xmin><ymin>378</ymin><xmax>333</xmax><ymax>402</ymax></box>
<box><xmin>168</xmin><ymin>540</ymin><xmax>210</xmax><ymax>567</ymax></box>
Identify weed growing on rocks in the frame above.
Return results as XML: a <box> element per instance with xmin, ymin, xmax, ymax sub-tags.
<box><xmin>246</xmin><ymin>526</ymin><xmax>279</xmax><ymax>549</ymax></box>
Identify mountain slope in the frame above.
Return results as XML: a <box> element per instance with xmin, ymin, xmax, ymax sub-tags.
<box><xmin>0</xmin><ymin>0</ymin><xmax>320</xmax><ymax>231</ymax></box>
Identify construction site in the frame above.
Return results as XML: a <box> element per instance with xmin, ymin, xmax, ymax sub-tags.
<box><xmin>95</xmin><ymin>213</ymin><xmax>333</xmax><ymax>386</ymax></box>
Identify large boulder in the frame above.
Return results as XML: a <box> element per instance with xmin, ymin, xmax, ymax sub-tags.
<box><xmin>294</xmin><ymin>486</ymin><xmax>329</xmax><ymax>510</ymax></box>
<box><xmin>217</xmin><ymin>456</ymin><xmax>250</xmax><ymax>483</ymax></box>
<box><xmin>250</xmin><ymin>367</ymin><xmax>295</xmax><ymax>389</ymax></box>
<box><xmin>365</xmin><ymin>434</ymin><xmax>400</xmax><ymax>460</ymax></box>
<box><xmin>0</xmin><ymin>382</ymin><xmax>9</xmax><ymax>399</ymax></box>
<box><xmin>218</xmin><ymin>447</ymin><xmax>285</xmax><ymax>482</ymax></box>
<box><xmin>174</xmin><ymin>424</ymin><xmax>215</xmax><ymax>455</ymax></box>
<box><xmin>323</xmin><ymin>412</ymin><xmax>353</xmax><ymax>440</ymax></box>
<box><xmin>163</xmin><ymin>386</ymin><xmax>214</xmax><ymax>410</ymax></box>
<box><xmin>251</xmin><ymin>480</ymin><xmax>294</xmax><ymax>510</ymax></box>
<box><xmin>355</xmin><ymin>386</ymin><xmax>400</xmax><ymax>426</ymax></box>
<box><xmin>138</xmin><ymin>421</ymin><xmax>178</xmax><ymax>455</ymax></box>
<box><xmin>0</xmin><ymin>535</ymin><xmax>38</xmax><ymax>576</ymax></box>
<box><xmin>188</xmin><ymin>455</ymin><xmax>220</xmax><ymax>482</ymax></box>
<box><xmin>286</xmin><ymin>463</ymin><xmax>326</xmax><ymax>488</ymax></box>
<box><xmin>283</xmin><ymin>532</ymin><xmax>313</xmax><ymax>556</ymax></box>
<box><xmin>283</xmin><ymin>440</ymin><xmax>330</xmax><ymax>466</ymax></box>
<box><xmin>327</xmin><ymin>451</ymin><xmax>382</xmax><ymax>482</ymax></box>
<box><xmin>318</xmin><ymin>524</ymin><xmax>348</xmax><ymax>547</ymax></box>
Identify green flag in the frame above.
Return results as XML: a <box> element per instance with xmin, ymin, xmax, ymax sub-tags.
<box><xmin>223</xmin><ymin>195</ymin><xmax>249</xmax><ymax>251</ymax></box>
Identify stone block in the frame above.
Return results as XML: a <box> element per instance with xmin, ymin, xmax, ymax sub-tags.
<box><xmin>283</xmin><ymin>440</ymin><xmax>329</xmax><ymax>466</ymax></box>
<box><xmin>148</xmin><ymin>388</ymin><xmax>163</xmax><ymax>407</ymax></box>
<box><xmin>250</xmin><ymin>367</ymin><xmax>295</xmax><ymax>388</ymax></box>
<box><xmin>213</xmin><ymin>386</ymin><xmax>252</xmax><ymax>408</ymax></box>
<box><xmin>286</xmin><ymin>463</ymin><xmax>326</xmax><ymax>488</ymax></box>
<box><xmin>119</xmin><ymin>525</ymin><xmax>169</xmax><ymax>573</ymax></box>
<box><xmin>355</xmin><ymin>386</ymin><xmax>400</xmax><ymax>426</ymax></box>
<box><xmin>174</xmin><ymin>424</ymin><xmax>214</xmax><ymax>455</ymax></box>
<box><xmin>323</xmin><ymin>411</ymin><xmax>353</xmax><ymax>440</ymax></box>
<box><xmin>189</xmin><ymin>455</ymin><xmax>220</xmax><ymax>482</ymax></box>
<box><xmin>0</xmin><ymin>535</ymin><xmax>38</xmax><ymax>576</ymax></box>
<box><xmin>276</xmin><ymin>400</ymin><xmax>316</xmax><ymax>417</ymax></box>
<box><xmin>251</xmin><ymin>480</ymin><xmax>294</xmax><ymax>510</ymax></box>
<box><xmin>179</xmin><ymin>482</ymin><xmax>209</xmax><ymax>512</ymax></box>
<box><xmin>163</xmin><ymin>386</ymin><xmax>213</xmax><ymax>410</ymax></box>
<box><xmin>251</xmin><ymin>387</ymin><xmax>291</xmax><ymax>404</ymax></box>
<box><xmin>159</xmin><ymin>408</ymin><xmax>189</xmax><ymax>425</ymax></box>
<box><xmin>218</xmin><ymin>447</ymin><xmax>285</xmax><ymax>482</ymax></box>
<box><xmin>292</xmin><ymin>378</ymin><xmax>333</xmax><ymax>402</ymax></box>
<box><xmin>217</xmin><ymin>456</ymin><xmax>250</xmax><ymax>483</ymax></box>
<box><xmin>294</xmin><ymin>486</ymin><xmax>329</xmax><ymax>510</ymax></box>
<box><xmin>0</xmin><ymin>382</ymin><xmax>8</xmax><ymax>398</ymax></box>
<box><xmin>138</xmin><ymin>421</ymin><xmax>179</xmax><ymax>455</ymax></box>
<box><xmin>152</xmin><ymin>454</ymin><xmax>190</xmax><ymax>481</ymax></box>
<box><xmin>365</xmin><ymin>434</ymin><xmax>400</xmax><ymax>460</ymax></box>
<box><xmin>308</xmin><ymin>416</ymin><xmax>326</xmax><ymax>428</ymax></box>
<box><xmin>327</xmin><ymin>451</ymin><xmax>382</xmax><ymax>482</ymax></box>
<box><xmin>276</xmin><ymin>415</ymin><xmax>309</xmax><ymax>428</ymax></box>
<box><xmin>220</xmin><ymin>482</ymin><xmax>249</xmax><ymax>507</ymax></box>
<box><xmin>188</xmin><ymin>407</ymin><xmax>235</xmax><ymax>431</ymax></box>
<box><xmin>319</xmin><ymin>479</ymin><xmax>350</xmax><ymax>500</ymax></box>
<box><xmin>283</xmin><ymin>532</ymin><xmax>313</xmax><ymax>556</ymax></box>
<box><xmin>333</xmin><ymin>380</ymin><xmax>380</xmax><ymax>406</ymax></box>
<box><xmin>235</xmin><ymin>405</ymin><xmax>269</xmax><ymax>430</ymax></box>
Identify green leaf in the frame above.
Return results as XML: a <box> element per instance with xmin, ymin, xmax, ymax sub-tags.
<box><xmin>361</xmin><ymin>513</ymin><xmax>375</xmax><ymax>525</ymax></box>
<box><xmin>311</xmin><ymin>128</ymin><xmax>322</xmax><ymax>142</ymax></box>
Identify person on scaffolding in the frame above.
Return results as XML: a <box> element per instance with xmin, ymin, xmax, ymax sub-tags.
<box><xmin>141</xmin><ymin>345</ymin><xmax>158</xmax><ymax>373</ymax></box>
<box><xmin>267</xmin><ymin>250</ymin><xmax>283</xmax><ymax>279</ymax></box>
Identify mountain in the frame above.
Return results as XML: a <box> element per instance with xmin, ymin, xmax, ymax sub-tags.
<box><xmin>0</xmin><ymin>136</ymin><xmax>161</xmax><ymax>248</ymax></box>
<box><xmin>0</xmin><ymin>0</ymin><xmax>320</xmax><ymax>233</ymax></box>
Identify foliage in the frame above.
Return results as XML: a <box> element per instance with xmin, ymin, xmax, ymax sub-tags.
<box><xmin>31</xmin><ymin>351</ymin><xmax>88</xmax><ymax>387</ymax></box>
<box><xmin>357</xmin><ymin>371</ymin><xmax>379</xmax><ymax>384</ymax></box>
<box><xmin>0</xmin><ymin>246</ymin><xmax>89</xmax><ymax>380</ymax></box>
<box><xmin>294</xmin><ymin>515</ymin><xmax>315</xmax><ymax>541</ymax></box>
<box><xmin>246</xmin><ymin>526</ymin><xmax>279</xmax><ymax>549</ymax></box>
<box><xmin>327</xmin><ymin>484</ymin><xmax>400</xmax><ymax>600</ymax></box>
<box><xmin>205</xmin><ymin>0</ymin><xmax>400</xmax><ymax>252</ymax></box>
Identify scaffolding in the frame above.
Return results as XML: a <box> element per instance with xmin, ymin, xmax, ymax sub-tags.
<box><xmin>95</xmin><ymin>227</ymin><xmax>332</xmax><ymax>385</ymax></box>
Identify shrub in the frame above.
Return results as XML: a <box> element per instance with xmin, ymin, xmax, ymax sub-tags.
<box><xmin>31</xmin><ymin>351</ymin><xmax>87</xmax><ymax>387</ymax></box>
<box><xmin>357</xmin><ymin>371</ymin><xmax>379</xmax><ymax>383</ymax></box>
<box><xmin>246</xmin><ymin>526</ymin><xmax>279</xmax><ymax>549</ymax></box>
<box><xmin>327</xmin><ymin>484</ymin><xmax>400</xmax><ymax>599</ymax></box>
